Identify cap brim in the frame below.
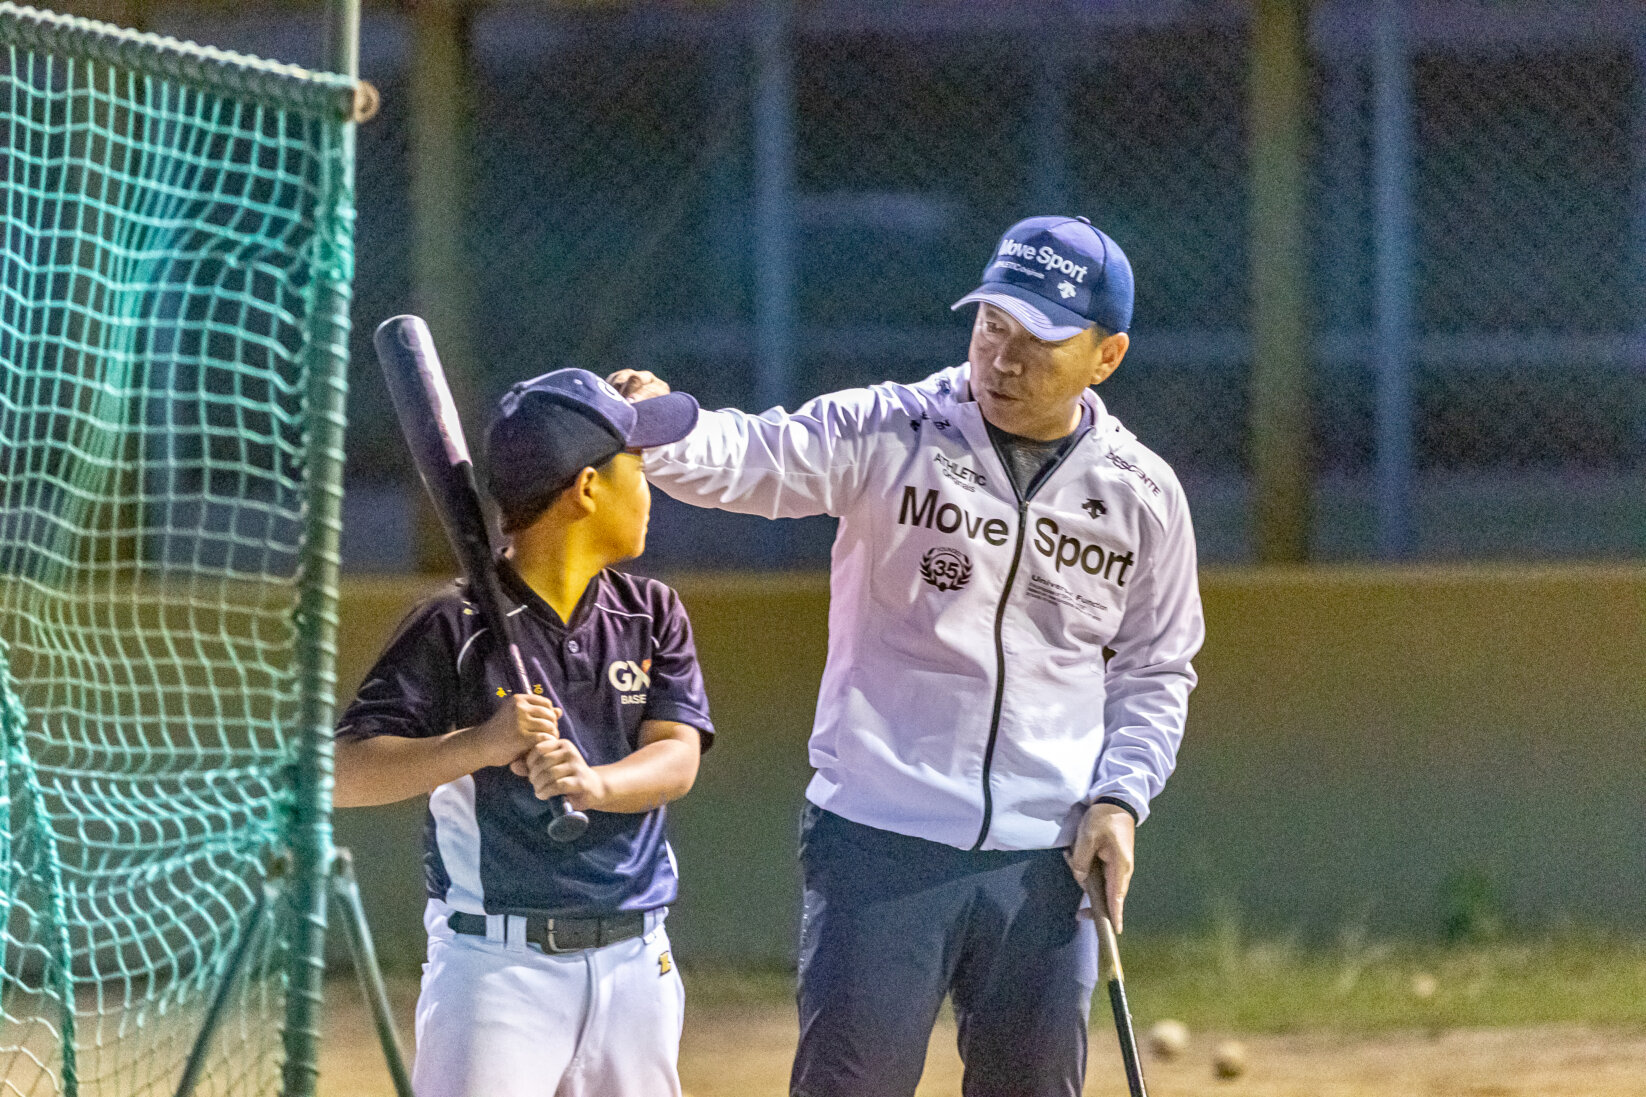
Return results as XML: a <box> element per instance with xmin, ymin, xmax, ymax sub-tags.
<box><xmin>950</xmin><ymin>284</ymin><xmax>1093</xmax><ymax>342</ymax></box>
<box><xmin>627</xmin><ymin>391</ymin><xmax>700</xmax><ymax>449</ymax></box>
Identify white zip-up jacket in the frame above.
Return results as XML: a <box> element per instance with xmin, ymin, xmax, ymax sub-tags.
<box><xmin>644</xmin><ymin>363</ymin><xmax>1203</xmax><ymax>851</ymax></box>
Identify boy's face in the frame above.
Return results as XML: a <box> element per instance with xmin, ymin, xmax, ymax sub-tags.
<box><xmin>590</xmin><ymin>452</ymin><xmax>651</xmax><ymax>561</ymax></box>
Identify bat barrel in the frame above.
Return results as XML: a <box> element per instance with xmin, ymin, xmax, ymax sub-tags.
<box><xmin>373</xmin><ymin>313</ymin><xmax>589</xmax><ymax>844</ymax></box>
<box><xmin>1106</xmin><ymin>976</ymin><xmax>1149</xmax><ymax>1097</ymax></box>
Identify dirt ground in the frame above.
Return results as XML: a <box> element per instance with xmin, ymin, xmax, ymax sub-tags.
<box><xmin>316</xmin><ymin>975</ymin><xmax>1646</xmax><ymax>1097</ymax></box>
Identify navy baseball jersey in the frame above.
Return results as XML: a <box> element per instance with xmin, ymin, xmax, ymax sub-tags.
<box><xmin>336</xmin><ymin>562</ymin><xmax>713</xmax><ymax>916</ymax></box>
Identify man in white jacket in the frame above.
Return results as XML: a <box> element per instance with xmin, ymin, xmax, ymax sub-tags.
<box><xmin>611</xmin><ymin>215</ymin><xmax>1203</xmax><ymax>1097</ymax></box>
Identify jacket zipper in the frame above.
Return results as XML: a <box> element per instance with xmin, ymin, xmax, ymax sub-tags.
<box><xmin>971</xmin><ymin>425</ymin><xmax>1089</xmax><ymax>851</ymax></box>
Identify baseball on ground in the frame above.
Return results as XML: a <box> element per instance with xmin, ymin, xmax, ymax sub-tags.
<box><xmin>1146</xmin><ymin>1019</ymin><xmax>1190</xmax><ymax>1059</ymax></box>
<box><xmin>1212</xmin><ymin>1039</ymin><xmax>1247</xmax><ymax>1079</ymax></box>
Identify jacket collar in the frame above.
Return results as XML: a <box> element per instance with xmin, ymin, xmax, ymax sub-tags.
<box><xmin>947</xmin><ymin>369</ymin><xmax>1102</xmax><ymax>504</ymax></box>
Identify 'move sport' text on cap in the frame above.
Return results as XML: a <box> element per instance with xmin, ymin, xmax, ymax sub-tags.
<box><xmin>951</xmin><ymin>215</ymin><xmax>1134</xmax><ymax>341</ymax></box>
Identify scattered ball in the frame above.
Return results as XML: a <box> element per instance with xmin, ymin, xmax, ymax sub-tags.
<box><xmin>1145</xmin><ymin>1018</ymin><xmax>1190</xmax><ymax>1059</ymax></box>
<box><xmin>1411</xmin><ymin>972</ymin><xmax>1439</xmax><ymax>999</ymax></box>
<box><xmin>1212</xmin><ymin>1039</ymin><xmax>1247</xmax><ymax>1079</ymax></box>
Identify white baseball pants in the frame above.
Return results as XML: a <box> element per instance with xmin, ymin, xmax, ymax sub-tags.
<box><xmin>411</xmin><ymin>907</ymin><xmax>684</xmax><ymax>1097</ymax></box>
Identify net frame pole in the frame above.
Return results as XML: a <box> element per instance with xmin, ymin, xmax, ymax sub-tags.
<box><xmin>330</xmin><ymin>850</ymin><xmax>415</xmax><ymax>1097</ymax></box>
<box><xmin>324</xmin><ymin>0</ymin><xmax>358</xmax><ymax>82</ymax></box>
<box><xmin>0</xmin><ymin>5</ymin><xmax>369</xmax><ymax>1094</ymax></box>
<box><xmin>282</xmin><ymin>0</ymin><xmax>360</xmax><ymax>1093</ymax></box>
<box><xmin>22</xmin><ymin>749</ymin><xmax>77</xmax><ymax>1096</ymax></box>
<box><xmin>174</xmin><ymin>868</ymin><xmax>282</xmax><ymax>1097</ymax></box>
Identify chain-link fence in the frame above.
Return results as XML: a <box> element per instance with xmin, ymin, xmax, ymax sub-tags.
<box><xmin>151</xmin><ymin>0</ymin><xmax>1646</xmax><ymax>568</ymax></box>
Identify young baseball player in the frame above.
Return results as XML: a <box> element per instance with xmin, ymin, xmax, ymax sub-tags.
<box><xmin>333</xmin><ymin>369</ymin><xmax>711</xmax><ymax>1097</ymax></box>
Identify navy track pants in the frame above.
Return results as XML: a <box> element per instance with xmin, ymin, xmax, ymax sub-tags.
<box><xmin>790</xmin><ymin>806</ymin><xmax>1098</xmax><ymax>1097</ymax></box>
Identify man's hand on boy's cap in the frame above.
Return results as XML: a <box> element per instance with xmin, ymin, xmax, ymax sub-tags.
<box><xmin>607</xmin><ymin>369</ymin><xmax>670</xmax><ymax>402</ymax></box>
<box><xmin>471</xmin><ymin>692</ymin><xmax>559</xmax><ymax>772</ymax></box>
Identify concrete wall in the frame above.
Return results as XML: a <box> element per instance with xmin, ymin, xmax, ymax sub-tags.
<box><xmin>332</xmin><ymin>566</ymin><xmax>1646</xmax><ymax>969</ymax></box>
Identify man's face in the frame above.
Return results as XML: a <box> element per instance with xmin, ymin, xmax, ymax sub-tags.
<box><xmin>589</xmin><ymin>451</ymin><xmax>652</xmax><ymax>561</ymax></box>
<box><xmin>967</xmin><ymin>302</ymin><xmax>1127</xmax><ymax>440</ymax></box>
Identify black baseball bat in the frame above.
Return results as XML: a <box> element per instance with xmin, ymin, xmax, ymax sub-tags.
<box><xmin>1083</xmin><ymin>866</ymin><xmax>1149</xmax><ymax>1097</ymax></box>
<box><xmin>373</xmin><ymin>314</ymin><xmax>589</xmax><ymax>843</ymax></box>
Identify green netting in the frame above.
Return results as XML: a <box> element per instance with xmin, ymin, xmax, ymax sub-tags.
<box><xmin>0</xmin><ymin>4</ymin><xmax>356</xmax><ymax>1095</ymax></box>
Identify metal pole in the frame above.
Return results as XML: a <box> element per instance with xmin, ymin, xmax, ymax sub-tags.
<box><xmin>409</xmin><ymin>0</ymin><xmax>477</xmax><ymax>572</ymax></box>
<box><xmin>706</xmin><ymin>31</ymin><xmax>746</xmax><ymax>325</ymax></box>
<box><xmin>1029</xmin><ymin>3</ymin><xmax>1070</xmax><ymax>214</ymax></box>
<box><xmin>1320</xmin><ymin>54</ymin><xmax>1362</xmax><ymax>337</ymax></box>
<box><xmin>1632</xmin><ymin>35</ymin><xmax>1646</xmax><ymax>521</ymax></box>
<box><xmin>752</xmin><ymin>0</ymin><xmax>796</xmax><ymax>415</ymax></box>
<box><xmin>1249</xmin><ymin>0</ymin><xmax>1313</xmax><ymax>562</ymax></box>
<box><xmin>1371</xmin><ymin>0</ymin><xmax>1416</xmax><ymax>558</ymax></box>
<box><xmin>750</xmin><ymin>0</ymin><xmax>797</xmax><ymax>566</ymax></box>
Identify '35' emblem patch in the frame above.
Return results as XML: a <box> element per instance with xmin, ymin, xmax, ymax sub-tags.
<box><xmin>920</xmin><ymin>547</ymin><xmax>972</xmax><ymax>591</ymax></box>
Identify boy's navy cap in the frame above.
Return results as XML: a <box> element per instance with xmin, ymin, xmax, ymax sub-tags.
<box><xmin>950</xmin><ymin>215</ymin><xmax>1134</xmax><ymax>339</ymax></box>
<box><xmin>485</xmin><ymin>368</ymin><xmax>698</xmax><ymax>516</ymax></box>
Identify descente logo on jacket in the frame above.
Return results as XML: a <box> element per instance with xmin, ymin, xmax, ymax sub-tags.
<box><xmin>897</xmin><ymin>486</ymin><xmax>1136</xmax><ymax>586</ymax></box>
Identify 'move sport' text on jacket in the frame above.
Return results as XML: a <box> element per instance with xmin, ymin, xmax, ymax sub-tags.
<box><xmin>643</xmin><ymin>364</ymin><xmax>1203</xmax><ymax>852</ymax></box>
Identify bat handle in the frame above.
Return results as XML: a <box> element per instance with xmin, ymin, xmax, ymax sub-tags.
<box><xmin>507</xmin><ymin>644</ymin><xmax>590</xmax><ymax>843</ymax></box>
<box><xmin>1087</xmin><ymin>864</ymin><xmax>1148</xmax><ymax>1097</ymax></box>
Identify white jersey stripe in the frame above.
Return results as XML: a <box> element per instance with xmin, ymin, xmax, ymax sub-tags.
<box><xmin>430</xmin><ymin>774</ymin><xmax>485</xmax><ymax>912</ymax></box>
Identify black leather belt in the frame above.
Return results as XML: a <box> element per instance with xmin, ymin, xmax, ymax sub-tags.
<box><xmin>447</xmin><ymin>910</ymin><xmax>647</xmax><ymax>954</ymax></box>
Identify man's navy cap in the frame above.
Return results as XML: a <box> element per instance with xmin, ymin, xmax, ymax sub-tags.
<box><xmin>485</xmin><ymin>368</ymin><xmax>698</xmax><ymax>518</ymax></box>
<box><xmin>951</xmin><ymin>215</ymin><xmax>1134</xmax><ymax>339</ymax></box>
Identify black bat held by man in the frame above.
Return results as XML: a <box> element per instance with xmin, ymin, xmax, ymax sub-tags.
<box><xmin>1076</xmin><ymin>857</ymin><xmax>1149</xmax><ymax>1097</ymax></box>
<box><xmin>373</xmin><ymin>314</ymin><xmax>590</xmax><ymax>842</ymax></box>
